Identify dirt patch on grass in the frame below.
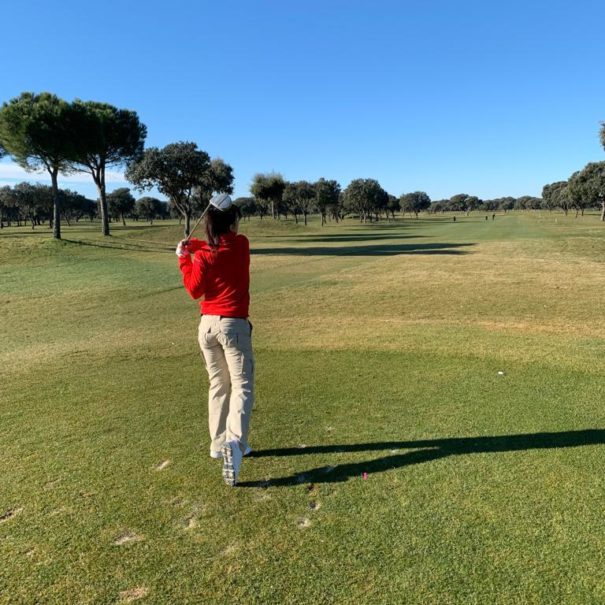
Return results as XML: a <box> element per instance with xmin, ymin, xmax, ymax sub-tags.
<box><xmin>221</xmin><ymin>544</ymin><xmax>240</xmax><ymax>557</ymax></box>
<box><xmin>0</xmin><ymin>507</ymin><xmax>23</xmax><ymax>523</ymax></box>
<box><xmin>118</xmin><ymin>587</ymin><xmax>149</xmax><ymax>602</ymax></box>
<box><xmin>114</xmin><ymin>532</ymin><xmax>143</xmax><ymax>546</ymax></box>
<box><xmin>154</xmin><ymin>459</ymin><xmax>171</xmax><ymax>471</ymax></box>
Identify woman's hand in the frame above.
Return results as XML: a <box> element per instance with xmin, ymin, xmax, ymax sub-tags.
<box><xmin>175</xmin><ymin>240</ymin><xmax>190</xmax><ymax>257</ymax></box>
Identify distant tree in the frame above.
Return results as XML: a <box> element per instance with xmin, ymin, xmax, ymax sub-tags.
<box><xmin>399</xmin><ymin>191</ymin><xmax>431</xmax><ymax>218</ymax></box>
<box><xmin>429</xmin><ymin>200</ymin><xmax>447</xmax><ymax>213</ymax></box>
<box><xmin>0</xmin><ymin>186</ymin><xmax>9</xmax><ymax>228</ymax></box>
<box><xmin>0</xmin><ymin>185</ymin><xmax>18</xmax><ymax>227</ymax></box>
<box><xmin>387</xmin><ymin>193</ymin><xmax>401</xmax><ymax>220</ymax></box>
<box><xmin>297</xmin><ymin>180</ymin><xmax>317</xmax><ymax>225</ymax></box>
<box><xmin>447</xmin><ymin>193</ymin><xmax>471</xmax><ymax>213</ymax></box>
<box><xmin>497</xmin><ymin>197</ymin><xmax>515</xmax><ymax>212</ymax></box>
<box><xmin>12</xmin><ymin>182</ymin><xmax>46</xmax><ymax>229</ymax></box>
<box><xmin>107</xmin><ymin>187</ymin><xmax>135</xmax><ymax>225</ymax></box>
<box><xmin>135</xmin><ymin>196</ymin><xmax>163</xmax><ymax>224</ymax></box>
<box><xmin>465</xmin><ymin>195</ymin><xmax>483</xmax><ymax>213</ymax></box>
<box><xmin>58</xmin><ymin>189</ymin><xmax>92</xmax><ymax>225</ymax></box>
<box><xmin>192</xmin><ymin>157</ymin><xmax>234</xmax><ymax>215</ymax></box>
<box><xmin>283</xmin><ymin>180</ymin><xmax>316</xmax><ymax>225</ymax></box>
<box><xmin>0</xmin><ymin>92</ymin><xmax>78</xmax><ymax>239</ymax></box>
<box><xmin>568</xmin><ymin>162</ymin><xmax>605</xmax><ymax>221</ymax></box>
<box><xmin>482</xmin><ymin>199</ymin><xmax>501</xmax><ymax>212</ymax></box>
<box><xmin>342</xmin><ymin>178</ymin><xmax>386</xmax><ymax>222</ymax></box>
<box><xmin>542</xmin><ymin>183</ymin><xmax>571</xmax><ymax>213</ymax></box>
<box><xmin>250</xmin><ymin>173</ymin><xmax>285</xmax><ymax>220</ymax></box>
<box><xmin>513</xmin><ymin>195</ymin><xmax>542</xmax><ymax>211</ymax></box>
<box><xmin>80</xmin><ymin>197</ymin><xmax>98</xmax><ymax>221</ymax></box>
<box><xmin>315</xmin><ymin>178</ymin><xmax>341</xmax><ymax>225</ymax></box>
<box><xmin>34</xmin><ymin>184</ymin><xmax>54</xmax><ymax>223</ymax></box>
<box><xmin>373</xmin><ymin>187</ymin><xmax>389</xmax><ymax>221</ymax></box>
<box><xmin>282</xmin><ymin>182</ymin><xmax>299</xmax><ymax>221</ymax></box>
<box><xmin>126</xmin><ymin>142</ymin><xmax>211</xmax><ymax>236</ymax></box>
<box><xmin>69</xmin><ymin>100</ymin><xmax>146</xmax><ymax>236</ymax></box>
<box><xmin>233</xmin><ymin>196</ymin><xmax>256</xmax><ymax>220</ymax></box>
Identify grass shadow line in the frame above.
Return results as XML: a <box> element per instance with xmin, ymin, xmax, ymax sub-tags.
<box><xmin>251</xmin><ymin>242</ymin><xmax>474</xmax><ymax>257</ymax></box>
<box><xmin>240</xmin><ymin>429</ymin><xmax>605</xmax><ymax>487</ymax></box>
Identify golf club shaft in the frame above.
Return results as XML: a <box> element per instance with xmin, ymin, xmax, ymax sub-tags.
<box><xmin>184</xmin><ymin>202</ymin><xmax>211</xmax><ymax>242</ymax></box>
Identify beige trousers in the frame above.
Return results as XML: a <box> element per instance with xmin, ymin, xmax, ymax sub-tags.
<box><xmin>198</xmin><ymin>315</ymin><xmax>255</xmax><ymax>455</ymax></box>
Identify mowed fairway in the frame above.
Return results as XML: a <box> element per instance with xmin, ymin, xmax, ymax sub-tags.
<box><xmin>2</xmin><ymin>213</ymin><xmax>605</xmax><ymax>604</ymax></box>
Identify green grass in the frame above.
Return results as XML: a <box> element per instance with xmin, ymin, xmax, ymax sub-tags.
<box><xmin>2</xmin><ymin>212</ymin><xmax>605</xmax><ymax>604</ymax></box>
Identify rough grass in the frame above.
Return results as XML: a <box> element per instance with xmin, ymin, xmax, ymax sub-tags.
<box><xmin>1</xmin><ymin>212</ymin><xmax>605</xmax><ymax>604</ymax></box>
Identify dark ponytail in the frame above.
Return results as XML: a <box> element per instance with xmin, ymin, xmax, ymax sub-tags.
<box><xmin>205</xmin><ymin>205</ymin><xmax>241</xmax><ymax>249</ymax></box>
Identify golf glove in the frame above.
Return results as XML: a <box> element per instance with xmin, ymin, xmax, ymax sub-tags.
<box><xmin>175</xmin><ymin>240</ymin><xmax>190</xmax><ymax>257</ymax></box>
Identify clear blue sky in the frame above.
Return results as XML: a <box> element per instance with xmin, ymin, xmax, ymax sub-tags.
<box><xmin>2</xmin><ymin>0</ymin><xmax>605</xmax><ymax>201</ymax></box>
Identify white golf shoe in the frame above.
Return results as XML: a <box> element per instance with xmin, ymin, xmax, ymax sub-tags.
<box><xmin>221</xmin><ymin>440</ymin><xmax>243</xmax><ymax>486</ymax></box>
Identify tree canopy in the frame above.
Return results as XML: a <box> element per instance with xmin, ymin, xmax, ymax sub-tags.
<box><xmin>342</xmin><ymin>178</ymin><xmax>387</xmax><ymax>222</ymax></box>
<box><xmin>399</xmin><ymin>191</ymin><xmax>431</xmax><ymax>218</ymax></box>
<box><xmin>107</xmin><ymin>187</ymin><xmax>136</xmax><ymax>226</ymax></box>
<box><xmin>135</xmin><ymin>196</ymin><xmax>164</xmax><ymax>224</ymax></box>
<box><xmin>315</xmin><ymin>178</ymin><xmax>341</xmax><ymax>225</ymax></box>
<box><xmin>250</xmin><ymin>173</ymin><xmax>285</xmax><ymax>219</ymax></box>
<box><xmin>568</xmin><ymin>162</ymin><xmax>605</xmax><ymax>221</ymax></box>
<box><xmin>0</xmin><ymin>92</ymin><xmax>78</xmax><ymax>239</ymax></box>
<box><xmin>192</xmin><ymin>157</ymin><xmax>234</xmax><ymax>214</ymax></box>
<box><xmin>126</xmin><ymin>141</ymin><xmax>211</xmax><ymax>236</ymax></box>
<box><xmin>69</xmin><ymin>100</ymin><xmax>146</xmax><ymax>236</ymax></box>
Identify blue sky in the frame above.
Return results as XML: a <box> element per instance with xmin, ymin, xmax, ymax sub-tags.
<box><xmin>2</xmin><ymin>0</ymin><xmax>605</xmax><ymax>201</ymax></box>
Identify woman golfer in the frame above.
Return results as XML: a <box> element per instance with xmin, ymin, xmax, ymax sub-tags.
<box><xmin>176</xmin><ymin>194</ymin><xmax>254</xmax><ymax>486</ymax></box>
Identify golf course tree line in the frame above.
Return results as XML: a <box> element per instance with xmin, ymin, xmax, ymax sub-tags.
<box><xmin>245</xmin><ymin>175</ymin><xmax>556</xmax><ymax>223</ymax></box>
<box><xmin>0</xmin><ymin>93</ymin><xmax>240</xmax><ymax>238</ymax></box>
<box><xmin>0</xmin><ymin>182</ymin><xmax>170</xmax><ymax>229</ymax></box>
<box><xmin>543</xmin><ymin>163</ymin><xmax>605</xmax><ymax>221</ymax></box>
<box><xmin>3</xmin><ymin>92</ymin><xmax>605</xmax><ymax>237</ymax></box>
<box><xmin>540</xmin><ymin>123</ymin><xmax>605</xmax><ymax>222</ymax></box>
<box><xmin>0</xmin><ymin>93</ymin><xmax>147</xmax><ymax>239</ymax></box>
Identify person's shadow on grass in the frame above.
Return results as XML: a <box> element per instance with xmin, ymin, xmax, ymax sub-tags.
<box><xmin>238</xmin><ymin>429</ymin><xmax>605</xmax><ymax>488</ymax></box>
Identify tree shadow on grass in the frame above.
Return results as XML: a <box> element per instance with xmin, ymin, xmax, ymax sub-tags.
<box><xmin>62</xmin><ymin>238</ymin><xmax>173</xmax><ymax>253</ymax></box>
<box><xmin>269</xmin><ymin>234</ymin><xmax>430</xmax><ymax>243</ymax></box>
<box><xmin>251</xmin><ymin>242</ymin><xmax>474</xmax><ymax>257</ymax></box>
<box><xmin>239</xmin><ymin>429</ymin><xmax>605</xmax><ymax>487</ymax></box>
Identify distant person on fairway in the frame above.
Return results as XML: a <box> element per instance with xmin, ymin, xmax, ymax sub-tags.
<box><xmin>176</xmin><ymin>194</ymin><xmax>254</xmax><ymax>487</ymax></box>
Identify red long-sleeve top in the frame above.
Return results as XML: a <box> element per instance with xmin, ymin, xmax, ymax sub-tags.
<box><xmin>178</xmin><ymin>233</ymin><xmax>250</xmax><ymax>317</ymax></box>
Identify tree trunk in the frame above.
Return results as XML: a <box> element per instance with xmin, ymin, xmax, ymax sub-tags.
<box><xmin>304</xmin><ymin>212</ymin><xmax>308</xmax><ymax>226</ymax></box>
<box><xmin>122</xmin><ymin>213</ymin><xmax>126</xmax><ymax>226</ymax></box>
<box><xmin>50</xmin><ymin>169</ymin><xmax>61</xmax><ymax>239</ymax></box>
<box><xmin>93</xmin><ymin>169</ymin><xmax>110</xmax><ymax>236</ymax></box>
<box><xmin>93</xmin><ymin>171</ymin><xmax>109</xmax><ymax>236</ymax></box>
<box><xmin>184</xmin><ymin>211</ymin><xmax>191</xmax><ymax>237</ymax></box>
<box><xmin>601</xmin><ymin>201</ymin><xmax>605</xmax><ymax>221</ymax></box>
